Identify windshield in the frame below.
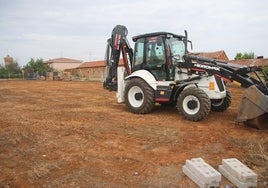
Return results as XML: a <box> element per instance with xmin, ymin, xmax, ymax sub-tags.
<box><xmin>166</xmin><ymin>38</ymin><xmax>186</xmax><ymax>61</ymax></box>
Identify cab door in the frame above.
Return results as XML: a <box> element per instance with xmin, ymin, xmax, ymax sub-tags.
<box><xmin>132</xmin><ymin>36</ymin><xmax>170</xmax><ymax>81</ymax></box>
<box><xmin>144</xmin><ymin>36</ymin><xmax>167</xmax><ymax>80</ymax></box>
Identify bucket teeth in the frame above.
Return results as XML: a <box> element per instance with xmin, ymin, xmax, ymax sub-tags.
<box><xmin>244</xmin><ymin>113</ymin><xmax>268</xmax><ymax>129</ymax></box>
<box><xmin>237</xmin><ymin>85</ymin><xmax>268</xmax><ymax>129</ymax></box>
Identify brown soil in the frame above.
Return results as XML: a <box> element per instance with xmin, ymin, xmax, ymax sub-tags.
<box><xmin>0</xmin><ymin>80</ymin><xmax>267</xmax><ymax>188</ymax></box>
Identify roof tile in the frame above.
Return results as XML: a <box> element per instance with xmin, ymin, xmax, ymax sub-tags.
<box><xmin>45</xmin><ymin>58</ymin><xmax>82</xmax><ymax>64</ymax></box>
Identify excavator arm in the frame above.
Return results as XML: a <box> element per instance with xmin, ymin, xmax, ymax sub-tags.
<box><xmin>103</xmin><ymin>25</ymin><xmax>133</xmax><ymax>91</ymax></box>
<box><xmin>182</xmin><ymin>54</ymin><xmax>268</xmax><ymax>129</ymax></box>
<box><xmin>183</xmin><ymin>54</ymin><xmax>268</xmax><ymax>92</ymax></box>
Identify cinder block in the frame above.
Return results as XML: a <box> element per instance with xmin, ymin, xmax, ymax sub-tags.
<box><xmin>183</xmin><ymin>158</ymin><xmax>221</xmax><ymax>188</ymax></box>
<box><xmin>219</xmin><ymin>158</ymin><xmax>257</xmax><ymax>188</ymax></box>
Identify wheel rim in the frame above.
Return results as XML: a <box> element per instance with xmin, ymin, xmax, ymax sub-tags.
<box><xmin>182</xmin><ymin>95</ymin><xmax>200</xmax><ymax>115</ymax></box>
<box><xmin>128</xmin><ymin>86</ymin><xmax>144</xmax><ymax>108</ymax></box>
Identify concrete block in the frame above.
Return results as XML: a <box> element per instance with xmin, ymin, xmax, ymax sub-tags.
<box><xmin>219</xmin><ymin>158</ymin><xmax>257</xmax><ymax>188</ymax></box>
<box><xmin>183</xmin><ymin>158</ymin><xmax>221</xmax><ymax>188</ymax></box>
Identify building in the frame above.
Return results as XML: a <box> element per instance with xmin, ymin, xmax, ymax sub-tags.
<box><xmin>190</xmin><ymin>50</ymin><xmax>229</xmax><ymax>61</ymax></box>
<box><xmin>66</xmin><ymin>51</ymin><xmax>266</xmax><ymax>82</ymax></box>
<box><xmin>4</xmin><ymin>55</ymin><xmax>14</xmax><ymax>67</ymax></box>
<box><xmin>73</xmin><ymin>60</ymin><xmax>106</xmax><ymax>81</ymax></box>
<box><xmin>44</xmin><ymin>57</ymin><xmax>82</xmax><ymax>72</ymax></box>
<box><xmin>190</xmin><ymin>51</ymin><xmax>268</xmax><ymax>68</ymax></box>
<box><xmin>65</xmin><ymin>59</ymin><xmax>124</xmax><ymax>81</ymax></box>
<box><xmin>230</xmin><ymin>57</ymin><xmax>268</xmax><ymax>67</ymax></box>
<box><xmin>66</xmin><ymin>51</ymin><xmax>232</xmax><ymax>81</ymax></box>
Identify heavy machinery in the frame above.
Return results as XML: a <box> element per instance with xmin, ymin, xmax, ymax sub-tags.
<box><xmin>103</xmin><ymin>25</ymin><xmax>268</xmax><ymax>129</ymax></box>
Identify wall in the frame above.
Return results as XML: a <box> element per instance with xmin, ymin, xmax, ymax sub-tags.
<box><xmin>50</xmin><ymin>62</ymin><xmax>82</xmax><ymax>72</ymax></box>
<box><xmin>71</xmin><ymin>67</ymin><xmax>106</xmax><ymax>81</ymax></box>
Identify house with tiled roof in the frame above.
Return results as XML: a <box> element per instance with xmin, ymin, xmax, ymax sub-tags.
<box><xmin>66</xmin><ymin>51</ymin><xmax>268</xmax><ymax>82</ymax></box>
<box><xmin>230</xmin><ymin>57</ymin><xmax>268</xmax><ymax>67</ymax></box>
<box><xmin>65</xmin><ymin>51</ymin><xmax>232</xmax><ymax>81</ymax></box>
<box><xmin>65</xmin><ymin>59</ymin><xmax>124</xmax><ymax>81</ymax></box>
<box><xmin>190</xmin><ymin>50</ymin><xmax>229</xmax><ymax>61</ymax></box>
<box><xmin>75</xmin><ymin>60</ymin><xmax>106</xmax><ymax>81</ymax></box>
<box><xmin>44</xmin><ymin>57</ymin><xmax>82</xmax><ymax>71</ymax></box>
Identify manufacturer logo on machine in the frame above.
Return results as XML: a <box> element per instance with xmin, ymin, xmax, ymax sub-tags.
<box><xmin>193</xmin><ymin>63</ymin><xmax>220</xmax><ymax>71</ymax></box>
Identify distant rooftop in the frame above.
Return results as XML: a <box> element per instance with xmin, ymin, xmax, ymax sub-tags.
<box><xmin>77</xmin><ymin>59</ymin><xmax>124</xmax><ymax>69</ymax></box>
<box><xmin>190</xmin><ymin>50</ymin><xmax>229</xmax><ymax>61</ymax></box>
<box><xmin>78</xmin><ymin>60</ymin><xmax>105</xmax><ymax>68</ymax></box>
<box><xmin>230</xmin><ymin>58</ymin><xmax>268</xmax><ymax>67</ymax></box>
<box><xmin>44</xmin><ymin>57</ymin><xmax>83</xmax><ymax>64</ymax></box>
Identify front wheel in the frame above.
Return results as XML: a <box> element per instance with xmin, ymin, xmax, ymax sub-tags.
<box><xmin>124</xmin><ymin>78</ymin><xmax>155</xmax><ymax>114</ymax></box>
<box><xmin>211</xmin><ymin>89</ymin><xmax>232</xmax><ymax>112</ymax></box>
<box><xmin>177</xmin><ymin>87</ymin><xmax>211</xmax><ymax>121</ymax></box>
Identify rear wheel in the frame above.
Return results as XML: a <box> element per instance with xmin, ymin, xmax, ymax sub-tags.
<box><xmin>177</xmin><ymin>87</ymin><xmax>211</xmax><ymax>121</ymax></box>
<box><xmin>124</xmin><ymin>78</ymin><xmax>155</xmax><ymax>114</ymax></box>
<box><xmin>211</xmin><ymin>89</ymin><xmax>232</xmax><ymax>112</ymax></box>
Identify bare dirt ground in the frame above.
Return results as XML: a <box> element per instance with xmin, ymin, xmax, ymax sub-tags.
<box><xmin>0</xmin><ymin>80</ymin><xmax>267</xmax><ymax>188</ymax></box>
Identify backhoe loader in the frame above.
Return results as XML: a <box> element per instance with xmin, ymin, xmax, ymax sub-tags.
<box><xmin>103</xmin><ymin>25</ymin><xmax>268</xmax><ymax>129</ymax></box>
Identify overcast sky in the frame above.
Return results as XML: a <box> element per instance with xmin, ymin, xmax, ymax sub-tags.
<box><xmin>0</xmin><ymin>0</ymin><xmax>267</xmax><ymax>66</ymax></box>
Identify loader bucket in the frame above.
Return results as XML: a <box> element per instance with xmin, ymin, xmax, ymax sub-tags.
<box><xmin>237</xmin><ymin>85</ymin><xmax>268</xmax><ymax>129</ymax></box>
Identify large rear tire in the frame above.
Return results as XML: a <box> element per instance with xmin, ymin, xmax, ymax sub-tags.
<box><xmin>177</xmin><ymin>87</ymin><xmax>211</xmax><ymax>121</ymax></box>
<box><xmin>211</xmin><ymin>89</ymin><xmax>232</xmax><ymax>112</ymax></box>
<box><xmin>124</xmin><ymin>78</ymin><xmax>155</xmax><ymax>114</ymax></box>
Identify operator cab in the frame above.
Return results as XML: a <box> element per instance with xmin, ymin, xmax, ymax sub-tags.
<box><xmin>132</xmin><ymin>32</ymin><xmax>187</xmax><ymax>81</ymax></box>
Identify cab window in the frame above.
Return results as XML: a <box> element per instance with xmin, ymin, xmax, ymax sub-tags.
<box><xmin>166</xmin><ymin>38</ymin><xmax>185</xmax><ymax>61</ymax></box>
<box><xmin>144</xmin><ymin>36</ymin><xmax>167</xmax><ymax>80</ymax></box>
<box><xmin>146</xmin><ymin>37</ymin><xmax>165</xmax><ymax>68</ymax></box>
<box><xmin>133</xmin><ymin>38</ymin><xmax>144</xmax><ymax>66</ymax></box>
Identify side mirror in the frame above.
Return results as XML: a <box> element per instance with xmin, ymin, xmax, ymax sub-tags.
<box><xmin>184</xmin><ymin>30</ymin><xmax>193</xmax><ymax>51</ymax></box>
<box><xmin>189</xmin><ymin>41</ymin><xmax>193</xmax><ymax>51</ymax></box>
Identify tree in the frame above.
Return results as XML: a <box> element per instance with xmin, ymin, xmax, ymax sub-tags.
<box><xmin>234</xmin><ymin>52</ymin><xmax>255</xmax><ymax>60</ymax></box>
<box><xmin>0</xmin><ymin>65</ymin><xmax>8</xmax><ymax>78</ymax></box>
<box><xmin>264</xmin><ymin>67</ymin><xmax>268</xmax><ymax>76</ymax></box>
<box><xmin>23</xmin><ymin>58</ymin><xmax>53</xmax><ymax>79</ymax></box>
<box><xmin>0</xmin><ymin>61</ymin><xmax>22</xmax><ymax>78</ymax></box>
<box><xmin>6</xmin><ymin>61</ymin><xmax>21</xmax><ymax>75</ymax></box>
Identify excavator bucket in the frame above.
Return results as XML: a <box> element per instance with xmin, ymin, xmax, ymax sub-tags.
<box><xmin>237</xmin><ymin>85</ymin><xmax>268</xmax><ymax>129</ymax></box>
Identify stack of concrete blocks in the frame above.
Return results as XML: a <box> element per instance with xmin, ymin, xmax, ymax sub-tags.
<box><xmin>183</xmin><ymin>158</ymin><xmax>221</xmax><ymax>188</ymax></box>
<box><xmin>183</xmin><ymin>158</ymin><xmax>258</xmax><ymax>188</ymax></box>
<box><xmin>219</xmin><ymin>158</ymin><xmax>258</xmax><ymax>188</ymax></box>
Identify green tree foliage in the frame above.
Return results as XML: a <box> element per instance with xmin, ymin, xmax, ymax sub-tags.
<box><xmin>0</xmin><ymin>61</ymin><xmax>22</xmax><ymax>78</ymax></box>
<box><xmin>0</xmin><ymin>65</ymin><xmax>8</xmax><ymax>78</ymax></box>
<box><xmin>264</xmin><ymin>67</ymin><xmax>268</xmax><ymax>76</ymax></box>
<box><xmin>23</xmin><ymin>58</ymin><xmax>53</xmax><ymax>79</ymax></box>
<box><xmin>234</xmin><ymin>52</ymin><xmax>255</xmax><ymax>60</ymax></box>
